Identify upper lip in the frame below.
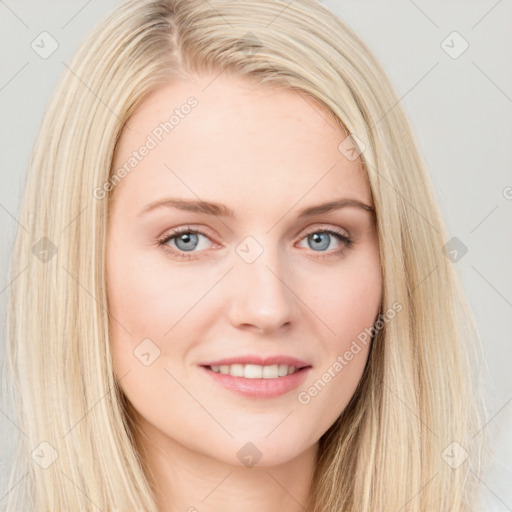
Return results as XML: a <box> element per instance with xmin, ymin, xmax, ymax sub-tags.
<box><xmin>200</xmin><ymin>355</ymin><xmax>312</xmax><ymax>369</ymax></box>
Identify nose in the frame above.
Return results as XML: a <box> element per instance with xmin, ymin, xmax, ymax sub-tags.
<box><xmin>227</xmin><ymin>246</ymin><xmax>298</xmax><ymax>334</ymax></box>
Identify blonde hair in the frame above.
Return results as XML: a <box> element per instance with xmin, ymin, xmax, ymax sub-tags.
<box><xmin>3</xmin><ymin>0</ymin><xmax>489</xmax><ymax>510</ymax></box>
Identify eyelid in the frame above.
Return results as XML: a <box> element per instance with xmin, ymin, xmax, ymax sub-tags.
<box><xmin>299</xmin><ymin>223</ymin><xmax>350</xmax><ymax>239</ymax></box>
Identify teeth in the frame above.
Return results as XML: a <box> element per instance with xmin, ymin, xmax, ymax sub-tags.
<box><xmin>209</xmin><ymin>364</ymin><xmax>298</xmax><ymax>379</ymax></box>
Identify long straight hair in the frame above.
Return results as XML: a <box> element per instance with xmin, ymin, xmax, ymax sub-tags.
<box><xmin>3</xmin><ymin>0</ymin><xmax>488</xmax><ymax>510</ymax></box>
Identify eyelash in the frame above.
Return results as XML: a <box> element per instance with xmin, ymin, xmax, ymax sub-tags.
<box><xmin>157</xmin><ymin>225</ymin><xmax>353</xmax><ymax>262</ymax></box>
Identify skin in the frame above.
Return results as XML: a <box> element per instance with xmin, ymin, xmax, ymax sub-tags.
<box><xmin>106</xmin><ymin>73</ymin><xmax>382</xmax><ymax>512</ymax></box>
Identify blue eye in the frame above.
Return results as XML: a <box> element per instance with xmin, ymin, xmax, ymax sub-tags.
<box><xmin>157</xmin><ymin>226</ymin><xmax>353</xmax><ymax>261</ymax></box>
<box><xmin>172</xmin><ymin>231</ymin><xmax>200</xmax><ymax>252</ymax></box>
<box><xmin>298</xmin><ymin>228</ymin><xmax>353</xmax><ymax>259</ymax></box>
<box><xmin>158</xmin><ymin>227</ymin><xmax>207</xmax><ymax>260</ymax></box>
<box><xmin>304</xmin><ymin>230</ymin><xmax>349</xmax><ymax>252</ymax></box>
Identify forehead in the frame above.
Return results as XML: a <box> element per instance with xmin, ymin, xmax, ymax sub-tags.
<box><xmin>111</xmin><ymin>74</ymin><xmax>372</xmax><ymax>213</ymax></box>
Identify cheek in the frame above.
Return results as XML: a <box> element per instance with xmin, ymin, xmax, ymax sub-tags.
<box><xmin>105</xmin><ymin>250</ymin><xmax>185</xmax><ymax>424</ymax></box>
<box><xmin>312</xmin><ymin>252</ymin><xmax>382</xmax><ymax>346</ymax></box>
<box><xmin>106</xmin><ymin>247</ymin><xmax>185</xmax><ymax>333</ymax></box>
<box><xmin>105</xmin><ymin>242</ymin><xmax>211</xmax><ymax>385</ymax></box>
<box><xmin>298</xmin><ymin>249</ymin><xmax>380</xmax><ymax>414</ymax></box>
<box><xmin>106</xmin><ymin>241</ymin><xmax>164</xmax><ymax>372</ymax></box>
<box><xmin>296</xmin><ymin>270</ymin><xmax>379</xmax><ymax>431</ymax></box>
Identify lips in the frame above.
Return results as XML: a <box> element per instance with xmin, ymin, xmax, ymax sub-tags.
<box><xmin>198</xmin><ymin>355</ymin><xmax>313</xmax><ymax>399</ymax></box>
<box><xmin>200</xmin><ymin>364</ymin><xmax>312</xmax><ymax>398</ymax></box>
<box><xmin>199</xmin><ymin>355</ymin><xmax>311</xmax><ymax>369</ymax></box>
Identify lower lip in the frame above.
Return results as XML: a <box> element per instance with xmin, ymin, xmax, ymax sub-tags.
<box><xmin>200</xmin><ymin>366</ymin><xmax>312</xmax><ymax>399</ymax></box>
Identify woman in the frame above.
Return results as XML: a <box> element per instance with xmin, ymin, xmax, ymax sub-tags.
<box><xmin>3</xmin><ymin>0</ymin><xmax>488</xmax><ymax>510</ymax></box>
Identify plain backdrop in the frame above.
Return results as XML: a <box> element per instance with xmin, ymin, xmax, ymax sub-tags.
<box><xmin>1</xmin><ymin>0</ymin><xmax>511</xmax><ymax>510</ymax></box>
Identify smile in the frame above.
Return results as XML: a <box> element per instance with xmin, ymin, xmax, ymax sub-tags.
<box><xmin>208</xmin><ymin>363</ymin><xmax>300</xmax><ymax>379</ymax></box>
<box><xmin>200</xmin><ymin>365</ymin><xmax>311</xmax><ymax>399</ymax></box>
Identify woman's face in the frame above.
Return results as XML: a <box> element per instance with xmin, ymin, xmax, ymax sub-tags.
<box><xmin>106</xmin><ymin>73</ymin><xmax>382</xmax><ymax>467</ymax></box>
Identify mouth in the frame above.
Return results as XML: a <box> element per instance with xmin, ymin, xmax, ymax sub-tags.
<box><xmin>202</xmin><ymin>363</ymin><xmax>309</xmax><ymax>379</ymax></box>
<box><xmin>199</xmin><ymin>363</ymin><xmax>312</xmax><ymax>399</ymax></box>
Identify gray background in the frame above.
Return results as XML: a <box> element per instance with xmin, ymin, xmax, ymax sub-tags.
<box><xmin>1</xmin><ymin>0</ymin><xmax>511</xmax><ymax>509</ymax></box>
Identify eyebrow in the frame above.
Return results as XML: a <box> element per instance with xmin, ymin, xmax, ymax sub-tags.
<box><xmin>138</xmin><ymin>197</ymin><xmax>375</xmax><ymax>218</ymax></box>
